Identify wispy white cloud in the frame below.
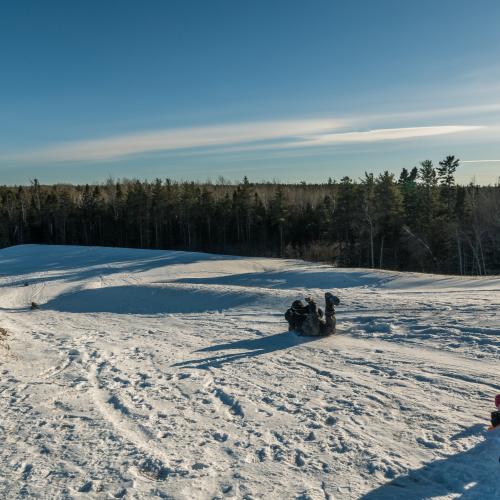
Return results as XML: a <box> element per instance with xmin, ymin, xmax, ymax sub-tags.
<box><xmin>4</xmin><ymin>120</ymin><xmax>484</xmax><ymax>163</ymax></box>
<box><xmin>9</xmin><ymin>119</ymin><xmax>340</xmax><ymax>162</ymax></box>
<box><xmin>183</xmin><ymin>125</ymin><xmax>484</xmax><ymax>156</ymax></box>
<box><xmin>353</xmin><ymin>103</ymin><xmax>500</xmax><ymax>125</ymax></box>
<box><xmin>286</xmin><ymin>126</ymin><xmax>483</xmax><ymax>147</ymax></box>
<box><xmin>462</xmin><ymin>159</ymin><xmax>500</xmax><ymax>163</ymax></box>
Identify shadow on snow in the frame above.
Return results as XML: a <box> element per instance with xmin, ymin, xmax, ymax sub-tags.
<box><xmin>173</xmin><ymin>330</ymin><xmax>322</xmax><ymax>369</ymax></box>
<box><xmin>0</xmin><ymin>244</ymin><xmax>233</xmax><ymax>288</ymax></box>
<box><xmin>173</xmin><ymin>268</ymin><xmax>390</xmax><ymax>290</ymax></box>
<box><xmin>42</xmin><ymin>285</ymin><xmax>264</xmax><ymax>314</ymax></box>
<box><xmin>361</xmin><ymin>426</ymin><xmax>500</xmax><ymax>499</ymax></box>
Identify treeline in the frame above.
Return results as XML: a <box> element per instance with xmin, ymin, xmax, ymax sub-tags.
<box><xmin>1</xmin><ymin>156</ymin><xmax>499</xmax><ymax>275</ymax></box>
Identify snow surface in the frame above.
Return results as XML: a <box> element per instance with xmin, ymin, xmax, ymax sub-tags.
<box><xmin>0</xmin><ymin>244</ymin><xmax>499</xmax><ymax>499</ymax></box>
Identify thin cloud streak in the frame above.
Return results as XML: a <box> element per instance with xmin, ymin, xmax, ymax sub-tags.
<box><xmin>181</xmin><ymin>126</ymin><xmax>484</xmax><ymax>156</ymax></box>
<box><xmin>4</xmin><ymin>120</ymin><xmax>484</xmax><ymax>163</ymax></box>
<box><xmin>292</xmin><ymin>126</ymin><xmax>483</xmax><ymax>146</ymax></box>
<box><xmin>462</xmin><ymin>159</ymin><xmax>500</xmax><ymax>163</ymax></box>
<box><xmin>10</xmin><ymin>120</ymin><xmax>340</xmax><ymax>162</ymax></box>
<box><xmin>350</xmin><ymin>103</ymin><xmax>500</xmax><ymax>126</ymax></box>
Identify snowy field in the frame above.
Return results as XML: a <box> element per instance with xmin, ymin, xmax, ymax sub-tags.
<box><xmin>0</xmin><ymin>244</ymin><xmax>499</xmax><ymax>499</ymax></box>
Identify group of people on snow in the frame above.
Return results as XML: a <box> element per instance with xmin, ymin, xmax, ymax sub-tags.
<box><xmin>284</xmin><ymin>292</ymin><xmax>340</xmax><ymax>336</ymax></box>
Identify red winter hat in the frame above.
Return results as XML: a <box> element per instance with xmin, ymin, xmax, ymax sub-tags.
<box><xmin>496</xmin><ymin>394</ymin><xmax>500</xmax><ymax>407</ymax></box>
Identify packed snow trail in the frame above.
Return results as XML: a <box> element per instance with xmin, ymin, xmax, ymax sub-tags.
<box><xmin>0</xmin><ymin>245</ymin><xmax>499</xmax><ymax>499</ymax></box>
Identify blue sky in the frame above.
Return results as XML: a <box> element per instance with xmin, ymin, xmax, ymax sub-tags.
<box><xmin>1</xmin><ymin>0</ymin><xmax>500</xmax><ymax>185</ymax></box>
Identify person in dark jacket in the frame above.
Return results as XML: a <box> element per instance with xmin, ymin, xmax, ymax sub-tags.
<box><xmin>285</xmin><ymin>292</ymin><xmax>340</xmax><ymax>336</ymax></box>
<box><xmin>284</xmin><ymin>299</ymin><xmax>309</xmax><ymax>332</ymax></box>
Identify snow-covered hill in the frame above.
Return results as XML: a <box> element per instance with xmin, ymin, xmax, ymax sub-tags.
<box><xmin>0</xmin><ymin>245</ymin><xmax>499</xmax><ymax>499</ymax></box>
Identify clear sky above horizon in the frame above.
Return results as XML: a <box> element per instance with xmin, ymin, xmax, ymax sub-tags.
<box><xmin>1</xmin><ymin>0</ymin><xmax>500</xmax><ymax>185</ymax></box>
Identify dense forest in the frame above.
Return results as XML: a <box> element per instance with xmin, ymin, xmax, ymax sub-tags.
<box><xmin>1</xmin><ymin>156</ymin><xmax>499</xmax><ymax>275</ymax></box>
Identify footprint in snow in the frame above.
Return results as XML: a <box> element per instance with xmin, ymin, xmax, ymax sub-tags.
<box><xmin>295</xmin><ymin>450</ymin><xmax>306</xmax><ymax>467</ymax></box>
<box><xmin>191</xmin><ymin>462</ymin><xmax>208</xmax><ymax>471</ymax></box>
<box><xmin>213</xmin><ymin>432</ymin><xmax>229</xmax><ymax>442</ymax></box>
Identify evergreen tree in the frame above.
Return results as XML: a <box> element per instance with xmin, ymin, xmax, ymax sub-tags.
<box><xmin>437</xmin><ymin>155</ymin><xmax>460</xmax><ymax>218</ymax></box>
<box><xmin>374</xmin><ymin>171</ymin><xmax>403</xmax><ymax>268</ymax></box>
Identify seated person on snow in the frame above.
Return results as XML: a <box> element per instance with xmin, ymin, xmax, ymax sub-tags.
<box><xmin>285</xmin><ymin>292</ymin><xmax>340</xmax><ymax>336</ymax></box>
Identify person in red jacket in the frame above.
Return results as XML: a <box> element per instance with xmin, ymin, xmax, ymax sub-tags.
<box><xmin>490</xmin><ymin>394</ymin><xmax>500</xmax><ymax>430</ymax></box>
